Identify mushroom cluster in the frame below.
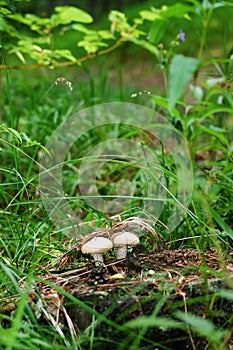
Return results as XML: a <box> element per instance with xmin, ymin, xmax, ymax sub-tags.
<box><xmin>81</xmin><ymin>229</ymin><xmax>141</xmax><ymax>265</ymax></box>
<box><xmin>81</xmin><ymin>217</ymin><xmax>159</xmax><ymax>265</ymax></box>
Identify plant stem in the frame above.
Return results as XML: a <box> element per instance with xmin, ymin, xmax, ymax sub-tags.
<box><xmin>1</xmin><ymin>43</ymin><xmax>14</xmax><ymax>128</ymax></box>
<box><xmin>0</xmin><ymin>38</ymin><xmax>125</xmax><ymax>71</ymax></box>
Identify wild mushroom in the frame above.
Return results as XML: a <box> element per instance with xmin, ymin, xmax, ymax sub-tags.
<box><xmin>111</xmin><ymin>230</ymin><xmax>140</xmax><ymax>260</ymax></box>
<box><xmin>81</xmin><ymin>236</ymin><xmax>113</xmax><ymax>266</ymax></box>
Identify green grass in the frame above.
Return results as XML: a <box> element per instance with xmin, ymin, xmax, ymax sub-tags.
<box><xmin>0</xmin><ymin>1</ymin><xmax>233</xmax><ymax>349</ymax></box>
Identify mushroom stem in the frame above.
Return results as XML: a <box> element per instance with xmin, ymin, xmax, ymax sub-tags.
<box><xmin>116</xmin><ymin>246</ymin><xmax>127</xmax><ymax>260</ymax></box>
<box><xmin>81</xmin><ymin>235</ymin><xmax>113</xmax><ymax>266</ymax></box>
<box><xmin>93</xmin><ymin>253</ymin><xmax>104</xmax><ymax>265</ymax></box>
<box><xmin>111</xmin><ymin>231</ymin><xmax>140</xmax><ymax>260</ymax></box>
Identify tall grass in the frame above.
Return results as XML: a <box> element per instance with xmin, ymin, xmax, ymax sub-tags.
<box><xmin>0</xmin><ymin>1</ymin><xmax>233</xmax><ymax>349</ymax></box>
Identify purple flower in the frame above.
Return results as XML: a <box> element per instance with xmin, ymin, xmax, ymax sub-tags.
<box><xmin>179</xmin><ymin>29</ymin><xmax>185</xmax><ymax>42</ymax></box>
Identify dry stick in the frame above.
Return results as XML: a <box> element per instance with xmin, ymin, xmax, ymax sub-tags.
<box><xmin>0</xmin><ymin>38</ymin><xmax>124</xmax><ymax>70</ymax></box>
<box><xmin>41</xmin><ymin>306</ymin><xmax>71</xmax><ymax>348</ymax></box>
<box><xmin>220</xmin><ymin>328</ymin><xmax>233</xmax><ymax>349</ymax></box>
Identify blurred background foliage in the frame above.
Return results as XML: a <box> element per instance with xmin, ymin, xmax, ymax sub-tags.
<box><xmin>0</xmin><ymin>5</ymin><xmax>232</xmax><ymax>348</ymax></box>
<box><xmin>6</xmin><ymin>0</ymin><xmax>156</xmax><ymax>18</ymax></box>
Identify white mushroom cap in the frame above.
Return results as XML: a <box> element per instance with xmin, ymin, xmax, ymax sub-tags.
<box><xmin>111</xmin><ymin>231</ymin><xmax>140</xmax><ymax>260</ymax></box>
<box><xmin>81</xmin><ymin>236</ymin><xmax>113</xmax><ymax>254</ymax></box>
<box><xmin>111</xmin><ymin>231</ymin><xmax>140</xmax><ymax>247</ymax></box>
<box><xmin>81</xmin><ymin>236</ymin><xmax>113</xmax><ymax>266</ymax></box>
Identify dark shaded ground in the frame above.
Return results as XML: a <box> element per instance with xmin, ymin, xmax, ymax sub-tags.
<box><xmin>1</xmin><ymin>246</ymin><xmax>233</xmax><ymax>349</ymax></box>
<box><xmin>36</xmin><ymin>247</ymin><xmax>233</xmax><ymax>349</ymax></box>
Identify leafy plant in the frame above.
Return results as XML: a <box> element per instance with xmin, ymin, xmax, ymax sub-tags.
<box><xmin>0</xmin><ymin>2</ymin><xmax>196</xmax><ymax>69</ymax></box>
<box><xmin>0</xmin><ymin>1</ymin><xmax>233</xmax><ymax>349</ymax></box>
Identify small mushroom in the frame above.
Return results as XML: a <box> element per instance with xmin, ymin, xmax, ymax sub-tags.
<box><xmin>81</xmin><ymin>236</ymin><xmax>113</xmax><ymax>266</ymax></box>
<box><xmin>111</xmin><ymin>230</ymin><xmax>140</xmax><ymax>260</ymax></box>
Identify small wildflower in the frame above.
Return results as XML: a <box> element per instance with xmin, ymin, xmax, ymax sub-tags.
<box><xmin>55</xmin><ymin>77</ymin><xmax>73</xmax><ymax>91</ymax></box>
<box><xmin>179</xmin><ymin>29</ymin><xmax>185</xmax><ymax>42</ymax></box>
<box><xmin>158</xmin><ymin>43</ymin><xmax>164</xmax><ymax>50</ymax></box>
<box><xmin>131</xmin><ymin>90</ymin><xmax>152</xmax><ymax>98</ymax></box>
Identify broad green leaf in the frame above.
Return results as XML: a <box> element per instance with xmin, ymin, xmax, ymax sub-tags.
<box><xmin>55</xmin><ymin>6</ymin><xmax>93</xmax><ymax>25</ymax></box>
<box><xmin>168</xmin><ymin>54</ymin><xmax>199</xmax><ymax>110</ymax></box>
<box><xmin>149</xmin><ymin>18</ymin><xmax>169</xmax><ymax>44</ymax></box>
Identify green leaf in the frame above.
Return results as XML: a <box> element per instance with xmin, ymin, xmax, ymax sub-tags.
<box><xmin>78</xmin><ymin>40</ymin><xmax>107</xmax><ymax>54</ymax></box>
<box><xmin>108</xmin><ymin>10</ymin><xmax>131</xmax><ymax>34</ymax></box>
<box><xmin>72</xmin><ymin>23</ymin><xmax>92</xmax><ymax>34</ymax></box>
<box><xmin>139</xmin><ymin>10</ymin><xmax>160</xmax><ymax>21</ymax></box>
<box><xmin>149</xmin><ymin>18</ymin><xmax>169</xmax><ymax>44</ymax></box>
<box><xmin>160</xmin><ymin>3</ymin><xmax>193</xmax><ymax>19</ymax></box>
<box><xmin>7</xmin><ymin>127</ymin><xmax>22</xmax><ymax>143</ymax></box>
<box><xmin>222</xmin><ymin>1</ymin><xmax>233</xmax><ymax>6</ymax></box>
<box><xmin>218</xmin><ymin>289</ymin><xmax>233</xmax><ymax>301</ymax></box>
<box><xmin>133</xmin><ymin>17</ymin><xmax>143</xmax><ymax>25</ymax></box>
<box><xmin>140</xmin><ymin>4</ymin><xmax>193</xmax><ymax>22</ymax></box>
<box><xmin>15</xmin><ymin>50</ymin><xmax>26</xmax><ymax>63</ymax></box>
<box><xmin>210</xmin><ymin>207</ymin><xmax>233</xmax><ymax>240</ymax></box>
<box><xmin>55</xmin><ymin>6</ymin><xmax>93</xmax><ymax>25</ymax></box>
<box><xmin>0</xmin><ymin>7</ymin><xmax>11</xmax><ymax>15</ymax></box>
<box><xmin>151</xmin><ymin>95</ymin><xmax>181</xmax><ymax>118</ymax></box>
<box><xmin>125</xmin><ymin>316</ymin><xmax>184</xmax><ymax>329</ymax></box>
<box><xmin>176</xmin><ymin>311</ymin><xmax>226</xmax><ymax>343</ymax></box>
<box><xmin>109</xmin><ymin>10</ymin><xmax>127</xmax><ymax>23</ymax></box>
<box><xmin>168</xmin><ymin>54</ymin><xmax>199</xmax><ymax>110</ymax></box>
<box><xmin>199</xmin><ymin>125</ymin><xmax>228</xmax><ymax>145</ymax></box>
<box><xmin>8</xmin><ymin>12</ymin><xmax>51</xmax><ymax>33</ymax></box>
<box><xmin>98</xmin><ymin>30</ymin><xmax>115</xmax><ymax>40</ymax></box>
<box><xmin>129</xmin><ymin>37</ymin><xmax>159</xmax><ymax>56</ymax></box>
<box><xmin>7</xmin><ymin>13</ymin><xmax>34</xmax><ymax>26</ymax></box>
<box><xmin>54</xmin><ymin>49</ymin><xmax>76</xmax><ymax>62</ymax></box>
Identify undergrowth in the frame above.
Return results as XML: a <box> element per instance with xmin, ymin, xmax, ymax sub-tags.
<box><xmin>0</xmin><ymin>1</ymin><xmax>233</xmax><ymax>349</ymax></box>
